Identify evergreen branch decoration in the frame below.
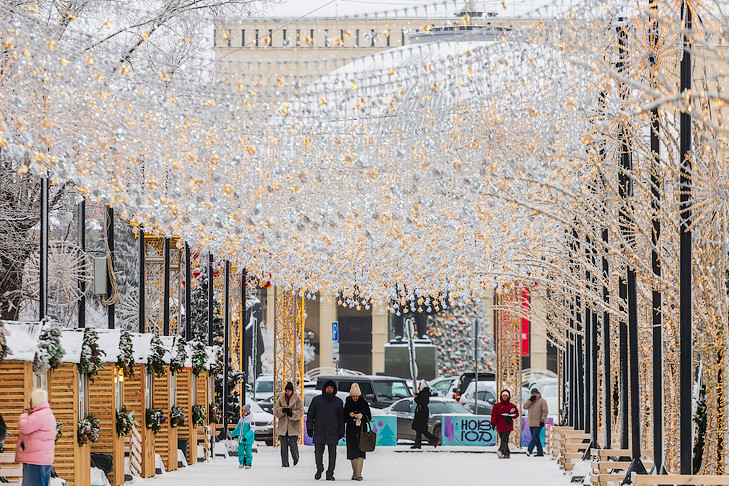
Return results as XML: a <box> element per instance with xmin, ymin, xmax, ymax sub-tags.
<box><xmin>192</xmin><ymin>404</ymin><xmax>205</xmax><ymax>426</ymax></box>
<box><xmin>209</xmin><ymin>402</ymin><xmax>222</xmax><ymax>424</ymax></box>
<box><xmin>116</xmin><ymin>406</ymin><xmax>136</xmax><ymax>436</ymax></box>
<box><xmin>79</xmin><ymin>328</ymin><xmax>105</xmax><ymax>381</ymax></box>
<box><xmin>191</xmin><ymin>341</ymin><xmax>206</xmax><ymax>376</ymax></box>
<box><xmin>147</xmin><ymin>334</ymin><xmax>166</xmax><ymax>377</ymax></box>
<box><xmin>77</xmin><ymin>414</ymin><xmax>100</xmax><ymax>445</ymax></box>
<box><xmin>146</xmin><ymin>407</ymin><xmax>166</xmax><ymax>434</ymax></box>
<box><xmin>116</xmin><ymin>329</ymin><xmax>135</xmax><ymax>377</ymax></box>
<box><xmin>170</xmin><ymin>406</ymin><xmax>185</xmax><ymax>428</ymax></box>
<box><xmin>34</xmin><ymin>319</ymin><xmax>64</xmax><ymax>373</ymax></box>
<box><xmin>169</xmin><ymin>337</ymin><xmax>187</xmax><ymax>375</ymax></box>
<box><xmin>55</xmin><ymin>420</ymin><xmax>63</xmax><ymax>442</ymax></box>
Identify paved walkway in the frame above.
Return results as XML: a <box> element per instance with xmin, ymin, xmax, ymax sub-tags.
<box><xmin>128</xmin><ymin>446</ymin><xmax>569</xmax><ymax>486</ymax></box>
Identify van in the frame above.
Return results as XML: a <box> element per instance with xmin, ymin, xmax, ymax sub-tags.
<box><xmin>315</xmin><ymin>375</ymin><xmax>413</xmax><ymax>409</ymax></box>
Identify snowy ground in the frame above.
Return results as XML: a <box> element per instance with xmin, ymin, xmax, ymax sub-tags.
<box><xmin>127</xmin><ymin>445</ymin><xmax>571</xmax><ymax>485</ymax></box>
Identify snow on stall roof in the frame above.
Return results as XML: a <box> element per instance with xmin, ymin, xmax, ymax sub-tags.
<box><xmin>205</xmin><ymin>346</ymin><xmax>220</xmax><ymax>370</ymax></box>
<box><xmin>1</xmin><ymin>321</ymin><xmax>42</xmax><ymax>362</ymax></box>
<box><xmin>160</xmin><ymin>336</ymin><xmax>176</xmax><ymax>364</ymax></box>
<box><xmin>130</xmin><ymin>333</ymin><xmax>154</xmax><ymax>363</ymax></box>
<box><xmin>184</xmin><ymin>344</ymin><xmax>193</xmax><ymax>368</ymax></box>
<box><xmin>95</xmin><ymin>329</ymin><xmax>121</xmax><ymax>363</ymax></box>
<box><xmin>60</xmin><ymin>329</ymin><xmax>85</xmax><ymax>364</ymax></box>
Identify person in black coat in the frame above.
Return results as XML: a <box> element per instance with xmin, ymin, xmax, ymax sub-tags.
<box><xmin>411</xmin><ymin>384</ymin><xmax>438</xmax><ymax>449</ymax></box>
<box><xmin>0</xmin><ymin>413</ymin><xmax>6</xmax><ymax>452</ymax></box>
<box><xmin>307</xmin><ymin>380</ymin><xmax>345</xmax><ymax>480</ymax></box>
<box><xmin>343</xmin><ymin>384</ymin><xmax>371</xmax><ymax>481</ymax></box>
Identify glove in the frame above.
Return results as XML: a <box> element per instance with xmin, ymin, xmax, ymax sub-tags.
<box><xmin>539</xmin><ymin>421</ymin><xmax>545</xmax><ymax>428</ymax></box>
<box><xmin>530</xmin><ymin>396</ymin><xmax>536</xmax><ymax>402</ymax></box>
<box><xmin>286</xmin><ymin>408</ymin><xmax>293</xmax><ymax>417</ymax></box>
<box><xmin>282</xmin><ymin>407</ymin><xmax>290</xmax><ymax>415</ymax></box>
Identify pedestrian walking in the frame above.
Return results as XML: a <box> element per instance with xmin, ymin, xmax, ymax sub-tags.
<box><xmin>307</xmin><ymin>380</ymin><xmax>344</xmax><ymax>480</ymax></box>
<box><xmin>231</xmin><ymin>405</ymin><xmax>255</xmax><ymax>469</ymax></box>
<box><xmin>523</xmin><ymin>388</ymin><xmax>548</xmax><ymax>456</ymax></box>
<box><xmin>273</xmin><ymin>381</ymin><xmax>304</xmax><ymax>467</ymax></box>
<box><xmin>343</xmin><ymin>384</ymin><xmax>371</xmax><ymax>481</ymax></box>
<box><xmin>411</xmin><ymin>382</ymin><xmax>438</xmax><ymax>449</ymax></box>
<box><xmin>490</xmin><ymin>389</ymin><xmax>519</xmax><ymax>459</ymax></box>
<box><xmin>14</xmin><ymin>389</ymin><xmax>56</xmax><ymax>486</ymax></box>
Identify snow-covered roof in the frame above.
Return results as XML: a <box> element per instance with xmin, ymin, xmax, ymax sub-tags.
<box><xmin>95</xmin><ymin>329</ymin><xmax>122</xmax><ymax>363</ymax></box>
<box><xmin>2</xmin><ymin>321</ymin><xmax>42</xmax><ymax>362</ymax></box>
<box><xmin>159</xmin><ymin>336</ymin><xmax>176</xmax><ymax>364</ymax></box>
<box><xmin>60</xmin><ymin>329</ymin><xmax>85</xmax><ymax>364</ymax></box>
<box><xmin>205</xmin><ymin>345</ymin><xmax>220</xmax><ymax>371</ymax></box>
<box><xmin>130</xmin><ymin>332</ymin><xmax>154</xmax><ymax>364</ymax></box>
<box><xmin>184</xmin><ymin>343</ymin><xmax>194</xmax><ymax>368</ymax></box>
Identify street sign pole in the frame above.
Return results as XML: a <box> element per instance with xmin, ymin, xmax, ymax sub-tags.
<box><xmin>406</xmin><ymin>318</ymin><xmax>419</xmax><ymax>393</ymax></box>
<box><xmin>332</xmin><ymin>321</ymin><xmax>340</xmax><ymax>372</ymax></box>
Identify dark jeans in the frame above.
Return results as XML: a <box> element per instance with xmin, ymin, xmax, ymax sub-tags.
<box><xmin>22</xmin><ymin>464</ymin><xmax>52</xmax><ymax>486</ymax></box>
<box><xmin>279</xmin><ymin>434</ymin><xmax>299</xmax><ymax>466</ymax></box>
<box><xmin>527</xmin><ymin>426</ymin><xmax>544</xmax><ymax>455</ymax></box>
<box><xmin>414</xmin><ymin>429</ymin><xmax>438</xmax><ymax>448</ymax></box>
<box><xmin>315</xmin><ymin>442</ymin><xmax>338</xmax><ymax>477</ymax></box>
<box><xmin>498</xmin><ymin>431</ymin><xmax>511</xmax><ymax>457</ymax></box>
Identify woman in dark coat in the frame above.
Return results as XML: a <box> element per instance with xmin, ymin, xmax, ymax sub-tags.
<box><xmin>411</xmin><ymin>383</ymin><xmax>438</xmax><ymax>449</ymax></box>
<box><xmin>344</xmin><ymin>383</ymin><xmax>371</xmax><ymax>481</ymax></box>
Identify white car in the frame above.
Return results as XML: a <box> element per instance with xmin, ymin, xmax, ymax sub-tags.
<box><xmin>253</xmin><ymin>375</ymin><xmax>275</xmax><ymax>401</ymax></box>
<box><xmin>303</xmin><ymin>389</ymin><xmax>349</xmax><ymax>413</ymax></box>
<box><xmin>459</xmin><ymin>381</ymin><xmax>497</xmax><ymax>415</ymax></box>
<box><xmin>245</xmin><ymin>399</ymin><xmax>274</xmax><ymax>445</ymax></box>
<box><xmin>428</xmin><ymin>376</ymin><xmax>458</xmax><ymax>397</ymax></box>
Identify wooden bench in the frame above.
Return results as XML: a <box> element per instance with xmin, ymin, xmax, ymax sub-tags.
<box><xmin>559</xmin><ymin>430</ymin><xmax>590</xmax><ymax>471</ymax></box>
<box><xmin>0</xmin><ymin>452</ymin><xmax>22</xmax><ymax>485</ymax></box>
<box><xmin>590</xmin><ymin>450</ymin><xmax>653</xmax><ymax>486</ymax></box>
<box><xmin>632</xmin><ymin>474</ymin><xmax>729</xmax><ymax>485</ymax></box>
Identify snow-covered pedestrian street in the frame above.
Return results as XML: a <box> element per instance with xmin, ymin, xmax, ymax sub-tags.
<box><xmin>128</xmin><ymin>447</ymin><xmax>569</xmax><ymax>486</ymax></box>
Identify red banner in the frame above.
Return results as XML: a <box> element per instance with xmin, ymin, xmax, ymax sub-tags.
<box><xmin>521</xmin><ymin>287</ymin><xmax>530</xmax><ymax>356</ymax></box>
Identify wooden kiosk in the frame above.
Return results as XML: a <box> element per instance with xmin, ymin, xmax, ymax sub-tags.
<box><xmin>0</xmin><ymin>322</ymin><xmax>43</xmax><ymax>484</ymax></box>
<box><xmin>51</xmin><ymin>329</ymin><xmax>90</xmax><ymax>486</ymax></box>
<box><xmin>127</xmin><ymin>333</ymin><xmax>156</xmax><ymax>478</ymax></box>
<box><xmin>175</xmin><ymin>341</ymin><xmax>196</xmax><ymax>467</ymax></box>
<box><xmin>155</xmin><ymin>336</ymin><xmax>176</xmax><ymax>473</ymax></box>
<box><xmin>89</xmin><ymin>330</ymin><xmax>126</xmax><ymax>486</ymax></box>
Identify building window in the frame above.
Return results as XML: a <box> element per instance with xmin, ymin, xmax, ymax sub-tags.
<box><xmin>227</xmin><ymin>31</ymin><xmax>231</xmax><ymax>47</ymax></box>
<box><xmin>371</xmin><ymin>30</ymin><xmax>375</xmax><ymax>47</ymax></box>
<box><xmin>310</xmin><ymin>29</ymin><xmax>314</xmax><ymax>46</ymax></box>
<box><xmin>213</xmin><ymin>29</ymin><xmax>217</xmax><ymax>47</ymax></box>
<box><xmin>401</xmin><ymin>29</ymin><xmax>405</xmax><ymax>45</ymax></box>
<box><xmin>386</xmin><ymin>29</ymin><xmax>390</xmax><ymax>47</ymax></box>
<box><xmin>356</xmin><ymin>29</ymin><xmax>360</xmax><ymax>47</ymax></box>
<box><xmin>33</xmin><ymin>370</ymin><xmax>48</xmax><ymax>391</ymax></box>
<box><xmin>145</xmin><ymin>370</ymin><xmax>153</xmax><ymax>409</ymax></box>
<box><xmin>268</xmin><ymin>29</ymin><xmax>273</xmax><ymax>47</ymax></box>
<box><xmin>340</xmin><ymin>29</ymin><xmax>345</xmax><ymax>46</ymax></box>
<box><xmin>191</xmin><ymin>377</ymin><xmax>196</xmax><ymax>406</ymax></box>
<box><xmin>255</xmin><ymin>29</ymin><xmax>259</xmax><ymax>47</ymax></box>
<box><xmin>78</xmin><ymin>373</ymin><xmax>89</xmax><ymax>416</ymax></box>
<box><xmin>241</xmin><ymin>29</ymin><xmax>245</xmax><ymax>46</ymax></box>
<box><xmin>324</xmin><ymin>29</ymin><xmax>330</xmax><ymax>47</ymax></box>
<box><xmin>170</xmin><ymin>373</ymin><xmax>177</xmax><ymax>406</ymax></box>
<box><xmin>282</xmin><ymin>29</ymin><xmax>288</xmax><ymax>47</ymax></box>
<box><xmin>296</xmin><ymin>29</ymin><xmax>301</xmax><ymax>46</ymax></box>
<box><xmin>114</xmin><ymin>367</ymin><xmax>123</xmax><ymax>413</ymax></box>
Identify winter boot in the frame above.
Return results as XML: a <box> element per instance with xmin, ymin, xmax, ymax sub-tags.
<box><xmin>354</xmin><ymin>458</ymin><xmax>364</xmax><ymax>480</ymax></box>
<box><xmin>351</xmin><ymin>460</ymin><xmax>357</xmax><ymax>480</ymax></box>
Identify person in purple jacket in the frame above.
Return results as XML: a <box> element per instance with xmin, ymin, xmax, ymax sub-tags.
<box><xmin>15</xmin><ymin>389</ymin><xmax>56</xmax><ymax>486</ymax></box>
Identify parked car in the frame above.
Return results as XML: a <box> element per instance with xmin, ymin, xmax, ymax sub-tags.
<box><xmin>257</xmin><ymin>380</ymin><xmax>318</xmax><ymax>413</ymax></box>
<box><xmin>428</xmin><ymin>376</ymin><xmax>458</xmax><ymax>397</ymax></box>
<box><xmin>303</xmin><ymin>388</ymin><xmax>350</xmax><ymax>413</ymax></box>
<box><xmin>315</xmin><ymin>375</ymin><xmax>412</xmax><ymax>409</ymax></box>
<box><xmin>384</xmin><ymin>397</ymin><xmax>472</xmax><ymax>443</ymax></box>
<box><xmin>459</xmin><ymin>382</ymin><xmax>497</xmax><ymax>415</ymax></box>
<box><xmin>236</xmin><ymin>399</ymin><xmax>274</xmax><ymax>445</ymax></box>
<box><xmin>253</xmin><ymin>375</ymin><xmax>275</xmax><ymax>401</ymax></box>
<box><xmin>447</xmin><ymin>372</ymin><xmax>495</xmax><ymax>402</ymax></box>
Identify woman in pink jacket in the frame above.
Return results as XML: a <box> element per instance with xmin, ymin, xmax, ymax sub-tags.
<box><xmin>15</xmin><ymin>389</ymin><xmax>56</xmax><ymax>486</ymax></box>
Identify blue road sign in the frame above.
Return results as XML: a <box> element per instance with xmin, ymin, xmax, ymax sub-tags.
<box><xmin>332</xmin><ymin>321</ymin><xmax>339</xmax><ymax>341</ymax></box>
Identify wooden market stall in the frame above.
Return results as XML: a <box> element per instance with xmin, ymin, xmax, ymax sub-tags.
<box><xmin>174</xmin><ymin>341</ymin><xmax>195</xmax><ymax>467</ymax></box>
<box><xmin>155</xmin><ymin>336</ymin><xmax>176</xmax><ymax>473</ymax></box>
<box><xmin>88</xmin><ymin>329</ymin><xmax>126</xmax><ymax>486</ymax></box>
<box><xmin>50</xmin><ymin>329</ymin><xmax>90</xmax><ymax>486</ymax></box>
<box><xmin>194</xmin><ymin>346</ymin><xmax>213</xmax><ymax>462</ymax></box>
<box><xmin>126</xmin><ymin>333</ymin><xmax>156</xmax><ymax>478</ymax></box>
<box><xmin>0</xmin><ymin>322</ymin><xmax>43</xmax><ymax>460</ymax></box>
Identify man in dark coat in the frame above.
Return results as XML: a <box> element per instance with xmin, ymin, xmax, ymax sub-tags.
<box><xmin>411</xmin><ymin>384</ymin><xmax>438</xmax><ymax>449</ymax></box>
<box><xmin>490</xmin><ymin>389</ymin><xmax>519</xmax><ymax>458</ymax></box>
<box><xmin>343</xmin><ymin>383</ymin><xmax>372</xmax><ymax>481</ymax></box>
<box><xmin>307</xmin><ymin>380</ymin><xmax>345</xmax><ymax>480</ymax></box>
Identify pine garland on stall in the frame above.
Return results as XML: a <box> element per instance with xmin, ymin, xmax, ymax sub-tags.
<box><xmin>55</xmin><ymin>420</ymin><xmax>63</xmax><ymax>442</ymax></box>
<box><xmin>169</xmin><ymin>337</ymin><xmax>187</xmax><ymax>375</ymax></box>
<box><xmin>145</xmin><ymin>408</ymin><xmax>166</xmax><ymax>434</ymax></box>
<box><xmin>191</xmin><ymin>341</ymin><xmax>206</xmax><ymax>376</ymax></box>
<box><xmin>116</xmin><ymin>329</ymin><xmax>135</xmax><ymax>377</ymax></box>
<box><xmin>209</xmin><ymin>402</ymin><xmax>222</xmax><ymax>424</ymax></box>
<box><xmin>79</xmin><ymin>328</ymin><xmax>105</xmax><ymax>382</ymax></box>
<box><xmin>170</xmin><ymin>406</ymin><xmax>185</xmax><ymax>428</ymax></box>
<box><xmin>0</xmin><ymin>321</ymin><xmax>11</xmax><ymax>365</ymax></box>
<box><xmin>147</xmin><ymin>334</ymin><xmax>166</xmax><ymax>377</ymax></box>
<box><xmin>34</xmin><ymin>319</ymin><xmax>64</xmax><ymax>373</ymax></box>
<box><xmin>77</xmin><ymin>414</ymin><xmax>101</xmax><ymax>445</ymax></box>
<box><xmin>192</xmin><ymin>404</ymin><xmax>205</xmax><ymax>426</ymax></box>
<box><xmin>116</xmin><ymin>406</ymin><xmax>136</xmax><ymax>436</ymax></box>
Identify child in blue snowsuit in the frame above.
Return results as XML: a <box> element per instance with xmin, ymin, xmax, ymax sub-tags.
<box><xmin>231</xmin><ymin>404</ymin><xmax>255</xmax><ymax>468</ymax></box>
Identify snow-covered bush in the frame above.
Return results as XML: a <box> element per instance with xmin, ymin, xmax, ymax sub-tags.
<box><xmin>147</xmin><ymin>334</ymin><xmax>166</xmax><ymax>377</ymax></box>
<box><xmin>191</xmin><ymin>341</ymin><xmax>206</xmax><ymax>377</ymax></box>
<box><xmin>34</xmin><ymin>320</ymin><xmax>64</xmax><ymax>372</ymax></box>
<box><xmin>79</xmin><ymin>328</ymin><xmax>105</xmax><ymax>381</ymax></box>
<box><xmin>170</xmin><ymin>406</ymin><xmax>185</xmax><ymax>428</ymax></box>
<box><xmin>169</xmin><ymin>338</ymin><xmax>187</xmax><ymax>375</ymax></box>
<box><xmin>209</xmin><ymin>402</ymin><xmax>222</xmax><ymax>424</ymax></box>
<box><xmin>116</xmin><ymin>329</ymin><xmax>135</xmax><ymax>377</ymax></box>
<box><xmin>116</xmin><ymin>406</ymin><xmax>136</xmax><ymax>436</ymax></box>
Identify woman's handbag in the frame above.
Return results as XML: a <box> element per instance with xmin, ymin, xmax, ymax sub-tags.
<box><xmin>358</xmin><ymin>420</ymin><xmax>377</xmax><ymax>452</ymax></box>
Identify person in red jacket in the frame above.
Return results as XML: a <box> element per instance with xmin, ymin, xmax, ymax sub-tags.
<box><xmin>490</xmin><ymin>389</ymin><xmax>519</xmax><ymax>458</ymax></box>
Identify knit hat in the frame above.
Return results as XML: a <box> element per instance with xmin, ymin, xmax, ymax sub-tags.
<box><xmin>30</xmin><ymin>389</ymin><xmax>48</xmax><ymax>409</ymax></box>
<box><xmin>350</xmin><ymin>383</ymin><xmax>361</xmax><ymax>396</ymax></box>
<box><xmin>531</xmin><ymin>388</ymin><xmax>540</xmax><ymax>394</ymax></box>
<box><xmin>242</xmin><ymin>404</ymin><xmax>251</xmax><ymax>414</ymax></box>
<box><xmin>285</xmin><ymin>381</ymin><xmax>294</xmax><ymax>392</ymax></box>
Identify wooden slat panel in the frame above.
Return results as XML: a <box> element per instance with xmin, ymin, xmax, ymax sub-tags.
<box><xmin>89</xmin><ymin>366</ymin><xmax>125</xmax><ymax>486</ymax></box>
<box><xmin>124</xmin><ymin>364</ymin><xmax>155</xmax><ymax>478</ymax></box>
<box><xmin>153</xmin><ymin>367</ymin><xmax>177</xmax><ymax>472</ymax></box>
